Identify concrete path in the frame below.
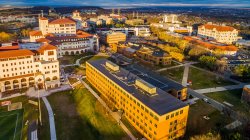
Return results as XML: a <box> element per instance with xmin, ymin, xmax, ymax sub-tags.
<box><xmin>26</xmin><ymin>85</ymin><xmax>72</xmax><ymax>98</ymax></box>
<box><xmin>80</xmin><ymin>79</ymin><xmax>136</xmax><ymax>140</ymax></box>
<box><xmin>182</xmin><ymin>65</ymin><xmax>190</xmax><ymax>86</ymax></box>
<box><xmin>42</xmin><ymin>97</ymin><xmax>57</xmax><ymax>140</ymax></box>
<box><xmin>194</xmin><ymin>84</ymin><xmax>245</xmax><ymax>94</ymax></box>
<box><xmin>156</xmin><ymin>62</ymin><xmax>197</xmax><ymax>72</ymax></box>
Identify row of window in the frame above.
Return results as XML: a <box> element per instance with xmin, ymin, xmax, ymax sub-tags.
<box><xmin>166</xmin><ymin>110</ymin><xmax>183</xmax><ymax>120</ymax></box>
<box><xmin>2</xmin><ymin>60</ymin><xmax>33</xmax><ymax>67</ymax></box>
<box><xmin>87</xmin><ymin>65</ymin><xmax>160</xmax><ymax>121</ymax></box>
<box><xmin>3</xmin><ymin>70</ymin><xmax>34</xmax><ymax>78</ymax></box>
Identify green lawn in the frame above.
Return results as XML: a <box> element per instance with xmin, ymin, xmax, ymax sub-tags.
<box><xmin>47</xmin><ymin>86</ymin><xmax>128</xmax><ymax>140</ymax></box>
<box><xmin>185</xmin><ymin>100</ymin><xmax>232</xmax><ymax>138</ymax></box>
<box><xmin>59</xmin><ymin>52</ymin><xmax>95</xmax><ymax>65</ymax></box>
<box><xmin>204</xmin><ymin>89</ymin><xmax>250</xmax><ymax>118</ymax></box>
<box><xmin>64</xmin><ymin>66</ymin><xmax>86</xmax><ymax>75</ymax></box>
<box><xmin>159</xmin><ymin>66</ymin><xmax>184</xmax><ymax>82</ymax></box>
<box><xmin>0</xmin><ymin>109</ymin><xmax>23</xmax><ymax>140</ymax></box>
<box><xmin>0</xmin><ymin>96</ymin><xmax>42</xmax><ymax>140</ymax></box>
<box><xmin>188</xmin><ymin>67</ymin><xmax>236</xmax><ymax>89</ymax></box>
<box><xmin>38</xmin><ymin>100</ymin><xmax>50</xmax><ymax>140</ymax></box>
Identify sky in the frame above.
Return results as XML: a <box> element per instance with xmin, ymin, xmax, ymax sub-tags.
<box><xmin>1</xmin><ymin>0</ymin><xmax>250</xmax><ymax>8</ymax></box>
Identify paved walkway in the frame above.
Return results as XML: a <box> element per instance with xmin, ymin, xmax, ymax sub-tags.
<box><xmin>80</xmin><ymin>79</ymin><xmax>136</xmax><ymax>140</ymax></box>
<box><xmin>26</xmin><ymin>85</ymin><xmax>72</xmax><ymax>98</ymax></box>
<box><xmin>194</xmin><ymin>84</ymin><xmax>245</xmax><ymax>94</ymax></box>
<box><xmin>42</xmin><ymin>97</ymin><xmax>57</xmax><ymax>140</ymax></box>
<box><xmin>182</xmin><ymin>65</ymin><xmax>190</xmax><ymax>86</ymax></box>
<box><xmin>156</xmin><ymin>62</ymin><xmax>197</xmax><ymax>72</ymax></box>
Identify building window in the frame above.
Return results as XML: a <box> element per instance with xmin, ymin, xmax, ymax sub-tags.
<box><xmin>48</xmin><ymin>51</ymin><xmax>54</xmax><ymax>56</ymax></box>
<box><xmin>166</xmin><ymin>115</ymin><xmax>169</xmax><ymax>120</ymax></box>
<box><xmin>180</xmin><ymin>110</ymin><xmax>183</xmax><ymax>114</ymax></box>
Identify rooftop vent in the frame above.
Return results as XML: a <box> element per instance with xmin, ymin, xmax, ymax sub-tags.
<box><xmin>106</xmin><ymin>61</ymin><xmax>119</xmax><ymax>72</ymax></box>
<box><xmin>135</xmin><ymin>79</ymin><xmax>156</xmax><ymax>95</ymax></box>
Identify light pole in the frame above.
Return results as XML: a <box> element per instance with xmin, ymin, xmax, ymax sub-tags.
<box><xmin>34</xmin><ymin>73</ymin><xmax>42</xmax><ymax>126</ymax></box>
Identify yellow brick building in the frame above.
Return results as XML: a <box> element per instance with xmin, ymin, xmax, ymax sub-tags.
<box><xmin>86</xmin><ymin>59</ymin><xmax>189</xmax><ymax>140</ymax></box>
<box><xmin>135</xmin><ymin>47</ymin><xmax>172</xmax><ymax>66</ymax></box>
<box><xmin>106</xmin><ymin>32</ymin><xmax>126</xmax><ymax>45</ymax></box>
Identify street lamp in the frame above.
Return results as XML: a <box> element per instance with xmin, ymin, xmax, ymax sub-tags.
<box><xmin>34</xmin><ymin>73</ymin><xmax>42</xmax><ymax>126</ymax></box>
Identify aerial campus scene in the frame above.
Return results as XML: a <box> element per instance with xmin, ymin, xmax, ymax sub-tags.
<box><xmin>0</xmin><ymin>0</ymin><xmax>250</xmax><ymax>140</ymax></box>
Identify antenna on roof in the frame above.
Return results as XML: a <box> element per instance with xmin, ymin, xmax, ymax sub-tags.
<box><xmin>41</xmin><ymin>10</ymin><xmax>44</xmax><ymax>17</ymax></box>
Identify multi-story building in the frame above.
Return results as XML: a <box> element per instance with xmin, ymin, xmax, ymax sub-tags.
<box><xmin>125</xmin><ymin>19</ymin><xmax>144</xmax><ymax>26</ymax></box>
<box><xmin>38</xmin><ymin>16</ymin><xmax>76</xmax><ymax>36</ymax></box>
<box><xmin>86</xmin><ymin>59</ymin><xmax>189</xmax><ymax>140</ymax></box>
<box><xmin>135</xmin><ymin>46</ymin><xmax>172</xmax><ymax>66</ymax></box>
<box><xmin>163</xmin><ymin>14</ymin><xmax>179</xmax><ymax>24</ymax></box>
<box><xmin>36</xmin><ymin>31</ymin><xmax>99</xmax><ymax>57</ymax></box>
<box><xmin>103</xmin><ymin>32</ymin><xmax>126</xmax><ymax>45</ymax></box>
<box><xmin>0</xmin><ymin>15</ymin><xmax>36</xmax><ymax>23</ymax></box>
<box><xmin>72</xmin><ymin>10</ymin><xmax>83</xmax><ymax>29</ymax></box>
<box><xmin>110</xmin><ymin>27</ymin><xmax>151</xmax><ymax>37</ymax></box>
<box><xmin>184</xmin><ymin>36</ymin><xmax>238</xmax><ymax>56</ymax></box>
<box><xmin>0</xmin><ymin>44</ymin><xmax>60</xmax><ymax>93</ymax></box>
<box><xmin>198</xmin><ymin>23</ymin><xmax>240</xmax><ymax>44</ymax></box>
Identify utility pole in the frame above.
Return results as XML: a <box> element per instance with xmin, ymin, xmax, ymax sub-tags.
<box><xmin>137</xmin><ymin>11</ymin><xmax>138</xmax><ymax>19</ymax></box>
<box><xmin>112</xmin><ymin>8</ymin><xmax>114</xmax><ymax>14</ymax></box>
<box><xmin>34</xmin><ymin>73</ymin><xmax>42</xmax><ymax>126</ymax></box>
<box><xmin>118</xmin><ymin>8</ymin><xmax>120</xmax><ymax>15</ymax></box>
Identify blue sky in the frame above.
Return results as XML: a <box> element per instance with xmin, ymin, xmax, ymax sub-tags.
<box><xmin>1</xmin><ymin>0</ymin><xmax>250</xmax><ymax>8</ymax></box>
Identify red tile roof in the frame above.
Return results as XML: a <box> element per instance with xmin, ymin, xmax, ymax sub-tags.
<box><xmin>184</xmin><ymin>36</ymin><xmax>238</xmax><ymax>52</ymax></box>
<box><xmin>36</xmin><ymin>38</ymin><xmax>51</xmax><ymax>43</ymax></box>
<box><xmin>76</xmin><ymin>30</ymin><xmax>93</xmax><ymax>38</ymax></box>
<box><xmin>37</xmin><ymin>44</ymin><xmax>57</xmax><ymax>53</ymax></box>
<box><xmin>0</xmin><ymin>45</ymin><xmax>19</xmax><ymax>51</ymax></box>
<box><xmin>39</xmin><ymin>17</ymin><xmax>48</xmax><ymax>20</ymax></box>
<box><xmin>0</xmin><ymin>49</ymin><xmax>34</xmax><ymax>59</ymax></box>
<box><xmin>199</xmin><ymin>24</ymin><xmax>236</xmax><ymax>32</ymax></box>
<box><xmin>29</xmin><ymin>30</ymin><xmax>43</xmax><ymax>36</ymax></box>
<box><xmin>49</xmin><ymin>18</ymin><xmax>76</xmax><ymax>24</ymax></box>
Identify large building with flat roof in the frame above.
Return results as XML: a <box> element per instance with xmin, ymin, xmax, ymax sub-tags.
<box><xmin>86</xmin><ymin>59</ymin><xmax>189</xmax><ymax>140</ymax></box>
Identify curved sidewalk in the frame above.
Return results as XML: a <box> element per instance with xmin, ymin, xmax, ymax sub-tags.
<box><xmin>42</xmin><ymin>97</ymin><xmax>57</xmax><ymax>140</ymax></box>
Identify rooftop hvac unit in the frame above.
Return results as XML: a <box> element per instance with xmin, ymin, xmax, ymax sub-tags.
<box><xmin>135</xmin><ymin>79</ymin><xmax>156</xmax><ymax>95</ymax></box>
<box><xmin>106</xmin><ymin>61</ymin><xmax>119</xmax><ymax>72</ymax></box>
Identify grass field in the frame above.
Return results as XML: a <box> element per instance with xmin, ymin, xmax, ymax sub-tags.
<box><xmin>184</xmin><ymin>100</ymin><xmax>232</xmax><ymax>138</ymax></box>
<box><xmin>47</xmin><ymin>86</ymin><xmax>128</xmax><ymax>140</ymax></box>
<box><xmin>159</xmin><ymin>66</ymin><xmax>184</xmax><ymax>82</ymax></box>
<box><xmin>204</xmin><ymin>89</ymin><xmax>250</xmax><ymax>118</ymax></box>
<box><xmin>0</xmin><ymin>109</ymin><xmax>24</xmax><ymax>140</ymax></box>
<box><xmin>188</xmin><ymin>67</ymin><xmax>236</xmax><ymax>89</ymax></box>
<box><xmin>59</xmin><ymin>52</ymin><xmax>95</xmax><ymax>65</ymax></box>
<box><xmin>0</xmin><ymin>96</ymin><xmax>44</xmax><ymax>140</ymax></box>
<box><xmin>64</xmin><ymin>66</ymin><xmax>86</xmax><ymax>75</ymax></box>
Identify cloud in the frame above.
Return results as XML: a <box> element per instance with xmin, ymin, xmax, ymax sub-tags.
<box><xmin>0</xmin><ymin>0</ymin><xmax>250</xmax><ymax>8</ymax></box>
